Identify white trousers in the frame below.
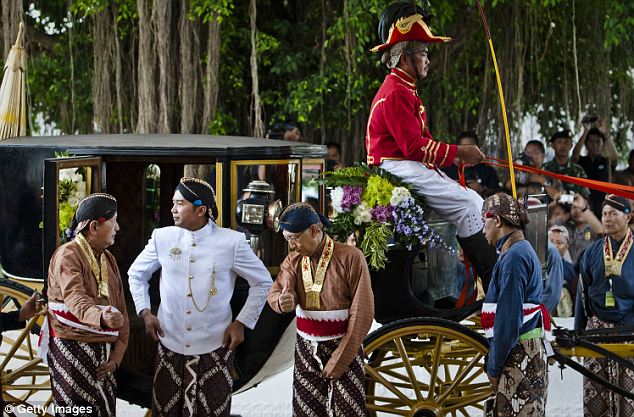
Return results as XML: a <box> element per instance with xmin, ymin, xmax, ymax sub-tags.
<box><xmin>380</xmin><ymin>160</ymin><xmax>484</xmax><ymax>238</ymax></box>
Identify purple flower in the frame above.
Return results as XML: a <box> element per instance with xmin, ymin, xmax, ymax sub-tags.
<box><xmin>341</xmin><ymin>186</ymin><xmax>362</xmax><ymax>211</ymax></box>
<box><xmin>371</xmin><ymin>205</ymin><xmax>393</xmax><ymax>223</ymax></box>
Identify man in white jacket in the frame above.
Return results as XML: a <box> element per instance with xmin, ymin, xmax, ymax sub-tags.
<box><xmin>128</xmin><ymin>177</ymin><xmax>271</xmax><ymax>417</ymax></box>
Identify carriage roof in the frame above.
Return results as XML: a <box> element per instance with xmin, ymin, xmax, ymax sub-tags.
<box><xmin>0</xmin><ymin>134</ymin><xmax>326</xmax><ymax>158</ymax></box>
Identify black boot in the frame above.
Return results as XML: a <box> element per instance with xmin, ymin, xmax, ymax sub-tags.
<box><xmin>457</xmin><ymin>230</ymin><xmax>497</xmax><ymax>291</ymax></box>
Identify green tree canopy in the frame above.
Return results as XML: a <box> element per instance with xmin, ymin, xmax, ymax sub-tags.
<box><xmin>3</xmin><ymin>0</ymin><xmax>633</xmax><ymax>164</ymax></box>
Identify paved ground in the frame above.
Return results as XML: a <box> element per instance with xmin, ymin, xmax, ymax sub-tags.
<box><xmin>3</xmin><ymin>318</ymin><xmax>585</xmax><ymax>416</ymax></box>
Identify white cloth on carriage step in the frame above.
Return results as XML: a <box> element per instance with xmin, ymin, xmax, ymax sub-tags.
<box><xmin>37</xmin><ymin>302</ymin><xmax>118</xmax><ymax>364</ymax></box>
<box><xmin>127</xmin><ymin>220</ymin><xmax>272</xmax><ymax>356</ymax></box>
<box><xmin>380</xmin><ymin>160</ymin><xmax>484</xmax><ymax>237</ymax></box>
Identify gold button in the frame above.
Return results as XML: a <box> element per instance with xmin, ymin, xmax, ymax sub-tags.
<box><xmin>186</xmin><ymin>326</ymin><xmax>192</xmax><ymax>331</ymax></box>
<box><xmin>190</xmin><ymin>258</ymin><xmax>195</xmax><ymax>263</ymax></box>
<box><xmin>186</xmin><ymin>309</ymin><xmax>191</xmax><ymax>314</ymax></box>
<box><xmin>188</xmin><ymin>275</ymin><xmax>193</xmax><ymax>280</ymax></box>
<box><xmin>192</xmin><ymin>242</ymin><xmax>197</xmax><ymax>247</ymax></box>
<box><xmin>185</xmin><ymin>343</ymin><xmax>190</xmax><ymax>348</ymax></box>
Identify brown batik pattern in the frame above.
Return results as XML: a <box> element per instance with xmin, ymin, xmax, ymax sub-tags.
<box><xmin>495</xmin><ymin>338</ymin><xmax>547</xmax><ymax>417</ymax></box>
<box><xmin>48</xmin><ymin>337</ymin><xmax>116</xmax><ymax>417</ymax></box>
<box><xmin>583</xmin><ymin>316</ymin><xmax>634</xmax><ymax>417</ymax></box>
<box><xmin>152</xmin><ymin>343</ymin><xmax>233</xmax><ymax>417</ymax></box>
<box><xmin>292</xmin><ymin>336</ymin><xmax>366</xmax><ymax>417</ymax></box>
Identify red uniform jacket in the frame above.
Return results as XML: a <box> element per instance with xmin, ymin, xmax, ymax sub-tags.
<box><xmin>366</xmin><ymin>67</ymin><xmax>458</xmax><ymax>167</ymax></box>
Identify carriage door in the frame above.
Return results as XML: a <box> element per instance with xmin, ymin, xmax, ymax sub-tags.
<box><xmin>42</xmin><ymin>156</ymin><xmax>103</xmax><ymax>280</ymax></box>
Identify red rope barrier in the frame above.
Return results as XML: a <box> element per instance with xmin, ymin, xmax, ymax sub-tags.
<box><xmin>485</xmin><ymin>156</ymin><xmax>634</xmax><ymax>200</ymax></box>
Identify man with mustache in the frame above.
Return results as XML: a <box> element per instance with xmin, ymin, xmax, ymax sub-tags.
<box><xmin>575</xmin><ymin>194</ymin><xmax>634</xmax><ymax>416</ymax></box>
<box><xmin>366</xmin><ymin>2</ymin><xmax>497</xmax><ymax>301</ymax></box>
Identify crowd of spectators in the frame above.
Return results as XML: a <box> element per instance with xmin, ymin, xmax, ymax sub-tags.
<box><xmin>447</xmin><ymin>117</ymin><xmax>630</xmax><ymax>317</ymax></box>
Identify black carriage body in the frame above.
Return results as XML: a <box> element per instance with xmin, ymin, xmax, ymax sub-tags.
<box><xmin>370</xmin><ymin>198</ymin><xmax>548</xmax><ymax>325</ymax></box>
<box><xmin>0</xmin><ymin>134</ymin><xmax>326</xmax><ymax>407</ymax></box>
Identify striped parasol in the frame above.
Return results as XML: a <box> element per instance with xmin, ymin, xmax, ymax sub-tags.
<box><xmin>0</xmin><ymin>22</ymin><xmax>27</xmax><ymax>140</ymax></box>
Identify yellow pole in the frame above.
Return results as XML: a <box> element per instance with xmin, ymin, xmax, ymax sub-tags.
<box><xmin>488</xmin><ymin>39</ymin><xmax>516</xmax><ymax>198</ymax></box>
<box><xmin>476</xmin><ymin>0</ymin><xmax>516</xmax><ymax>198</ymax></box>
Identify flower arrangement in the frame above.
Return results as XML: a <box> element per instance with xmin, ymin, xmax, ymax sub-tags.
<box><xmin>56</xmin><ymin>152</ymin><xmax>88</xmax><ymax>243</ymax></box>
<box><xmin>319</xmin><ymin>164</ymin><xmax>452</xmax><ymax>270</ymax></box>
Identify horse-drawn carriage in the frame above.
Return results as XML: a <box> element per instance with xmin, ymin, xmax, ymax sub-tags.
<box><xmin>0</xmin><ymin>134</ymin><xmax>633</xmax><ymax>417</ymax></box>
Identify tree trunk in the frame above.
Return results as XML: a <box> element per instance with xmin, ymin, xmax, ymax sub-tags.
<box><xmin>179</xmin><ymin>1</ymin><xmax>200</xmax><ymax>134</ymax></box>
<box><xmin>249</xmin><ymin>0</ymin><xmax>264</xmax><ymax>138</ymax></box>
<box><xmin>152</xmin><ymin>0</ymin><xmax>173</xmax><ymax>133</ymax></box>
<box><xmin>202</xmin><ymin>17</ymin><xmax>220</xmax><ymax>134</ymax></box>
<box><xmin>113</xmin><ymin>3</ymin><xmax>124</xmax><ymax>133</ymax></box>
<box><xmin>92</xmin><ymin>9</ymin><xmax>113</xmax><ymax>133</ymax></box>
<box><xmin>1</xmin><ymin>0</ymin><xmax>23</xmax><ymax>61</ymax></box>
<box><xmin>136</xmin><ymin>0</ymin><xmax>157</xmax><ymax>133</ymax></box>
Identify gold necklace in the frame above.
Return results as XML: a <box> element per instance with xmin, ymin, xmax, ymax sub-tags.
<box><xmin>186</xmin><ymin>265</ymin><xmax>218</xmax><ymax>312</ymax></box>
<box><xmin>301</xmin><ymin>235</ymin><xmax>334</xmax><ymax>309</ymax></box>
<box><xmin>74</xmin><ymin>233</ymin><xmax>109</xmax><ymax>298</ymax></box>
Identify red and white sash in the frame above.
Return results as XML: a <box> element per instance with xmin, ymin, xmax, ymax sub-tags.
<box><xmin>296</xmin><ymin>306</ymin><xmax>348</xmax><ymax>342</ymax></box>
<box><xmin>37</xmin><ymin>302</ymin><xmax>120</xmax><ymax>363</ymax></box>
<box><xmin>481</xmin><ymin>302</ymin><xmax>552</xmax><ymax>340</ymax></box>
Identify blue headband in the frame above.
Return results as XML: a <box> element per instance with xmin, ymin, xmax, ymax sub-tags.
<box><xmin>279</xmin><ymin>206</ymin><xmax>331</xmax><ymax>233</ymax></box>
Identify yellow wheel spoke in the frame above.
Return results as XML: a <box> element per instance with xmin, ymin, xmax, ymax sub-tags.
<box><xmin>436</xmin><ymin>352</ymin><xmax>485</xmax><ymax>404</ymax></box>
<box><xmin>426</xmin><ymin>334</ymin><xmax>443</xmax><ymax>400</ymax></box>
<box><xmin>394</xmin><ymin>336</ymin><xmax>423</xmax><ymax>401</ymax></box>
<box><xmin>366</xmin><ymin>403</ymin><xmax>411</xmax><ymax>415</ymax></box>
<box><xmin>365</xmin><ymin>364</ymin><xmax>414</xmax><ymax>406</ymax></box>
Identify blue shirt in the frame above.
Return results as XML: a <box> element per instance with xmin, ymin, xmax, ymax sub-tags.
<box><xmin>543</xmin><ymin>243</ymin><xmax>564</xmax><ymax>313</ymax></box>
<box><xmin>485</xmin><ymin>233</ymin><xmax>544</xmax><ymax>377</ymax></box>
<box><xmin>575</xmin><ymin>235</ymin><xmax>634</xmax><ymax>330</ymax></box>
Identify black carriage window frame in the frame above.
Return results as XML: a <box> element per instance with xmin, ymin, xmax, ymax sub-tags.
<box><xmin>43</xmin><ymin>156</ymin><xmax>102</xmax><ymax>277</ymax></box>
<box><xmin>229</xmin><ymin>159</ymin><xmax>301</xmax><ymax>230</ymax></box>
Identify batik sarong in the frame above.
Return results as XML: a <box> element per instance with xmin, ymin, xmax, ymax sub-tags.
<box><xmin>493</xmin><ymin>338</ymin><xmax>547</xmax><ymax>417</ymax></box>
<box><xmin>583</xmin><ymin>316</ymin><xmax>634</xmax><ymax>417</ymax></box>
<box><xmin>292</xmin><ymin>336</ymin><xmax>366</xmax><ymax>417</ymax></box>
<box><xmin>48</xmin><ymin>337</ymin><xmax>116</xmax><ymax>417</ymax></box>
<box><xmin>152</xmin><ymin>343</ymin><xmax>233</xmax><ymax>417</ymax></box>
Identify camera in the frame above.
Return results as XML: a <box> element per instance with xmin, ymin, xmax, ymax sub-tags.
<box><xmin>559</xmin><ymin>193</ymin><xmax>575</xmax><ymax>205</ymax></box>
<box><xmin>582</xmin><ymin>115</ymin><xmax>598</xmax><ymax>124</ymax></box>
<box><xmin>515</xmin><ymin>152</ymin><xmax>534</xmax><ymax>167</ymax></box>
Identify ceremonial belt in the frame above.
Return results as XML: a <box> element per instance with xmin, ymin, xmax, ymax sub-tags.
<box><xmin>481</xmin><ymin>302</ymin><xmax>552</xmax><ymax>340</ymax></box>
<box><xmin>295</xmin><ymin>306</ymin><xmax>348</xmax><ymax>342</ymax></box>
<box><xmin>37</xmin><ymin>302</ymin><xmax>120</xmax><ymax>364</ymax></box>
<box><xmin>485</xmin><ymin>156</ymin><xmax>634</xmax><ymax>200</ymax></box>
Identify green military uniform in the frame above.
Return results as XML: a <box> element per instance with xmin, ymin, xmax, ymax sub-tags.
<box><xmin>542</xmin><ymin>158</ymin><xmax>590</xmax><ymax>198</ymax></box>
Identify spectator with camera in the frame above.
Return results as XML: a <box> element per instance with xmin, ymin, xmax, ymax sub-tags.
<box><xmin>543</xmin><ymin>129</ymin><xmax>591</xmax><ymax>199</ymax></box>
<box><xmin>504</xmin><ymin>140</ymin><xmax>562</xmax><ymax>199</ymax></box>
<box><xmin>572</xmin><ymin>116</ymin><xmax>618</xmax><ymax>218</ymax></box>
<box><xmin>442</xmin><ymin>131</ymin><xmax>501</xmax><ymax>197</ymax></box>
<box><xmin>565</xmin><ymin>193</ymin><xmax>603</xmax><ymax>264</ymax></box>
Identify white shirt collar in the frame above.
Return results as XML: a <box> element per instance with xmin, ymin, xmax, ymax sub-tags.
<box><xmin>187</xmin><ymin>219</ymin><xmax>214</xmax><ymax>240</ymax></box>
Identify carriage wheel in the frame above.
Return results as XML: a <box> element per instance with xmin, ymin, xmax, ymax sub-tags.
<box><xmin>0</xmin><ymin>278</ymin><xmax>53</xmax><ymax>416</ymax></box>
<box><xmin>364</xmin><ymin>317</ymin><xmax>491</xmax><ymax>417</ymax></box>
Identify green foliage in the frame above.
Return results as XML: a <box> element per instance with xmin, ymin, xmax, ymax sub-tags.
<box><xmin>21</xmin><ymin>0</ymin><xmax>634</xmax><ymax>163</ymax></box>
<box><xmin>359</xmin><ymin>221</ymin><xmax>393</xmax><ymax>270</ymax></box>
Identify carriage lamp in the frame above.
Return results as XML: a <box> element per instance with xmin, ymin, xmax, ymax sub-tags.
<box><xmin>236</xmin><ymin>180</ymin><xmax>283</xmax><ymax>253</ymax></box>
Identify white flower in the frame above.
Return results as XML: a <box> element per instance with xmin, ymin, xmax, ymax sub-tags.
<box><xmin>390</xmin><ymin>187</ymin><xmax>411</xmax><ymax>207</ymax></box>
<box><xmin>330</xmin><ymin>187</ymin><xmax>344</xmax><ymax>214</ymax></box>
<box><xmin>353</xmin><ymin>202</ymin><xmax>372</xmax><ymax>225</ymax></box>
<box><xmin>58</xmin><ymin>168</ymin><xmax>76</xmax><ymax>181</ymax></box>
<box><xmin>68</xmin><ymin>196</ymin><xmax>80</xmax><ymax>208</ymax></box>
<box><xmin>75</xmin><ymin>181</ymin><xmax>87</xmax><ymax>200</ymax></box>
